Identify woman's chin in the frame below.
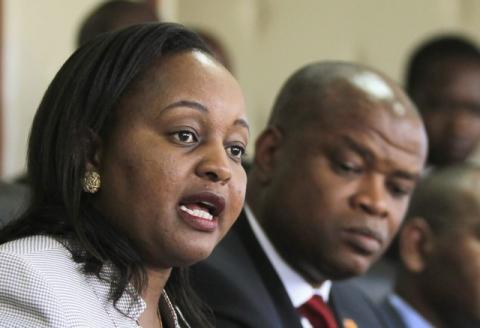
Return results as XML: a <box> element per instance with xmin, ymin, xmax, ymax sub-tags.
<box><xmin>169</xmin><ymin>245</ymin><xmax>216</xmax><ymax>267</ymax></box>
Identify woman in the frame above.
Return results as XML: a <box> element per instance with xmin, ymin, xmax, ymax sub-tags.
<box><xmin>0</xmin><ymin>23</ymin><xmax>249</xmax><ymax>327</ymax></box>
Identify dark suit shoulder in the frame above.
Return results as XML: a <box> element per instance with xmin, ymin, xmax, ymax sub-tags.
<box><xmin>191</xmin><ymin>214</ymin><xmax>295</xmax><ymax>328</ymax></box>
<box><xmin>375</xmin><ymin>297</ymin><xmax>407</xmax><ymax>328</ymax></box>
<box><xmin>331</xmin><ymin>280</ymin><xmax>388</xmax><ymax>328</ymax></box>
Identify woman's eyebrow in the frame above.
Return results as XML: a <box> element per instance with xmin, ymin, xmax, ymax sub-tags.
<box><xmin>160</xmin><ymin>100</ymin><xmax>250</xmax><ymax>133</ymax></box>
<box><xmin>161</xmin><ymin>100</ymin><xmax>208</xmax><ymax>113</ymax></box>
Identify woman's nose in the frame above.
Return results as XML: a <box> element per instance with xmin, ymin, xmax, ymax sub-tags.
<box><xmin>196</xmin><ymin>143</ymin><xmax>232</xmax><ymax>184</ymax></box>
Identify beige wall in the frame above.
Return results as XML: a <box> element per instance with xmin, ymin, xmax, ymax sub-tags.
<box><xmin>3</xmin><ymin>0</ymin><xmax>102</xmax><ymax>178</ymax></box>
<box><xmin>176</xmin><ymin>0</ymin><xmax>480</xmax><ymax>158</ymax></box>
<box><xmin>4</xmin><ymin>0</ymin><xmax>480</xmax><ymax>177</ymax></box>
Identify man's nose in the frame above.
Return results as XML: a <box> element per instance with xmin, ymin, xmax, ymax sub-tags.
<box><xmin>351</xmin><ymin>174</ymin><xmax>389</xmax><ymax>218</ymax></box>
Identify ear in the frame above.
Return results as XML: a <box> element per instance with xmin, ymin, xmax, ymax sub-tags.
<box><xmin>398</xmin><ymin>217</ymin><xmax>435</xmax><ymax>273</ymax></box>
<box><xmin>252</xmin><ymin>126</ymin><xmax>283</xmax><ymax>184</ymax></box>
<box><xmin>84</xmin><ymin>129</ymin><xmax>103</xmax><ymax>173</ymax></box>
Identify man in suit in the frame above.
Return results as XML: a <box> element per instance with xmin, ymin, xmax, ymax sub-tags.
<box><xmin>379</xmin><ymin>164</ymin><xmax>480</xmax><ymax>328</ymax></box>
<box><xmin>351</xmin><ymin>34</ymin><xmax>480</xmax><ymax>305</ymax></box>
<box><xmin>192</xmin><ymin>61</ymin><xmax>428</xmax><ymax>327</ymax></box>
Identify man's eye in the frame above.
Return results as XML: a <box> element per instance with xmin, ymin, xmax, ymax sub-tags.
<box><xmin>335</xmin><ymin>161</ymin><xmax>362</xmax><ymax>175</ymax></box>
<box><xmin>173</xmin><ymin>131</ymin><xmax>197</xmax><ymax>144</ymax></box>
<box><xmin>226</xmin><ymin>145</ymin><xmax>246</xmax><ymax>161</ymax></box>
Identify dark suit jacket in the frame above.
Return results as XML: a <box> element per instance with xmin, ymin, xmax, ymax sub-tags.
<box><xmin>377</xmin><ymin>298</ymin><xmax>407</xmax><ymax>328</ymax></box>
<box><xmin>191</xmin><ymin>211</ymin><xmax>386</xmax><ymax>328</ymax></box>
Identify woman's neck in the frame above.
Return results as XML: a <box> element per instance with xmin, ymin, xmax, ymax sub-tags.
<box><xmin>138</xmin><ymin>267</ymin><xmax>172</xmax><ymax>328</ymax></box>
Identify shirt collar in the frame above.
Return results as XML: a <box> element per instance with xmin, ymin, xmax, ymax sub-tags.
<box><xmin>244</xmin><ymin>205</ymin><xmax>332</xmax><ymax>307</ymax></box>
<box><xmin>388</xmin><ymin>294</ymin><xmax>434</xmax><ymax>328</ymax></box>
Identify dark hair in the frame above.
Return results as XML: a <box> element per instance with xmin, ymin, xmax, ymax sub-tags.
<box><xmin>406</xmin><ymin>163</ymin><xmax>480</xmax><ymax>232</ymax></box>
<box><xmin>387</xmin><ymin>163</ymin><xmax>480</xmax><ymax>261</ymax></box>
<box><xmin>0</xmin><ymin>22</ymin><xmax>213</xmax><ymax>327</ymax></box>
<box><xmin>405</xmin><ymin>34</ymin><xmax>480</xmax><ymax>96</ymax></box>
<box><xmin>77</xmin><ymin>0</ymin><xmax>159</xmax><ymax>47</ymax></box>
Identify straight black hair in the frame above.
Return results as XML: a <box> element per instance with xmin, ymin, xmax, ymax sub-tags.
<box><xmin>0</xmin><ymin>22</ymin><xmax>214</xmax><ymax>327</ymax></box>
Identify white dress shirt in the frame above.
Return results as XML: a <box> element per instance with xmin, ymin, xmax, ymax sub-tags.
<box><xmin>245</xmin><ymin>205</ymin><xmax>332</xmax><ymax>328</ymax></box>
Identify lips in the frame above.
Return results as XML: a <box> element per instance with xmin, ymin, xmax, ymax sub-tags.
<box><xmin>341</xmin><ymin>226</ymin><xmax>384</xmax><ymax>255</ymax></box>
<box><xmin>178</xmin><ymin>192</ymin><xmax>226</xmax><ymax>232</ymax></box>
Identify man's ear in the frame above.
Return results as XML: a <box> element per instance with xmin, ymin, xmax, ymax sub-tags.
<box><xmin>399</xmin><ymin>217</ymin><xmax>435</xmax><ymax>273</ymax></box>
<box><xmin>84</xmin><ymin>129</ymin><xmax>103</xmax><ymax>173</ymax></box>
<box><xmin>252</xmin><ymin>127</ymin><xmax>283</xmax><ymax>184</ymax></box>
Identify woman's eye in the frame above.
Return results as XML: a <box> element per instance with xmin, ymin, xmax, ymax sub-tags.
<box><xmin>226</xmin><ymin>145</ymin><xmax>246</xmax><ymax>161</ymax></box>
<box><xmin>173</xmin><ymin>131</ymin><xmax>197</xmax><ymax>144</ymax></box>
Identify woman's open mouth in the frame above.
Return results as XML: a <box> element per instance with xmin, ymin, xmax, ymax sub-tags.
<box><xmin>178</xmin><ymin>192</ymin><xmax>225</xmax><ymax>232</ymax></box>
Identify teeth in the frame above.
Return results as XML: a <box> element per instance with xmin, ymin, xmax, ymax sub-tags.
<box><xmin>180</xmin><ymin>205</ymin><xmax>213</xmax><ymax>221</ymax></box>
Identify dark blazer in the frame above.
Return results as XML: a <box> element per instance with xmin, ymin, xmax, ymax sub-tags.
<box><xmin>191</xmin><ymin>211</ymin><xmax>386</xmax><ymax>328</ymax></box>
<box><xmin>377</xmin><ymin>298</ymin><xmax>407</xmax><ymax>328</ymax></box>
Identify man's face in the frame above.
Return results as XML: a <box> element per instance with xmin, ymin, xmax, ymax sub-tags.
<box><xmin>260</xmin><ymin>86</ymin><xmax>427</xmax><ymax>284</ymax></box>
<box><xmin>421</xmin><ymin>209</ymin><xmax>480</xmax><ymax>324</ymax></box>
<box><xmin>415</xmin><ymin>59</ymin><xmax>480</xmax><ymax>166</ymax></box>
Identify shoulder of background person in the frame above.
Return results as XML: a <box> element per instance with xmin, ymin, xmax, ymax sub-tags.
<box><xmin>375</xmin><ymin>296</ymin><xmax>408</xmax><ymax>328</ymax></box>
<box><xmin>347</xmin><ymin>257</ymin><xmax>397</xmax><ymax>303</ymax></box>
<box><xmin>331</xmin><ymin>280</ymin><xmax>389</xmax><ymax>328</ymax></box>
<box><xmin>0</xmin><ymin>181</ymin><xmax>30</xmax><ymax>226</ymax></box>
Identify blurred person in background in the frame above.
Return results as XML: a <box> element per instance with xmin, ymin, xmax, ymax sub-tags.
<box><xmin>77</xmin><ymin>1</ymin><xmax>234</xmax><ymax>73</ymax></box>
<box><xmin>11</xmin><ymin>0</ymin><xmax>160</xmax><ymax>190</ymax></box>
<box><xmin>406</xmin><ymin>35</ymin><xmax>480</xmax><ymax>168</ymax></box>
<box><xmin>379</xmin><ymin>163</ymin><xmax>480</xmax><ymax>328</ymax></box>
<box><xmin>77</xmin><ymin>0</ymin><xmax>159</xmax><ymax>47</ymax></box>
<box><xmin>0</xmin><ymin>182</ymin><xmax>28</xmax><ymax>227</ymax></box>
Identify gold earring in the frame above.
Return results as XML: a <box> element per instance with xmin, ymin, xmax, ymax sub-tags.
<box><xmin>83</xmin><ymin>171</ymin><xmax>101</xmax><ymax>193</ymax></box>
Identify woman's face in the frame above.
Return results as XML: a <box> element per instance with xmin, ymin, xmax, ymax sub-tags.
<box><xmin>92</xmin><ymin>50</ymin><xmax>249</xmax><ymax>268</ymax></box>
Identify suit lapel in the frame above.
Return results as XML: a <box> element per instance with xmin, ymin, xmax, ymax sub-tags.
<box><xmin>329</xmin><ymin>289</ymin><xmax>348</xmax><ymax>327</ymax></box>
<box><xmin>378</xmin><ymin>298</ymin><xmax>408</xmax><ymax>328</ymax></box>
<box><xmin>235</xmin><ymin>212</ymin><xmax>304</xmax><ymax>328</ymax></box>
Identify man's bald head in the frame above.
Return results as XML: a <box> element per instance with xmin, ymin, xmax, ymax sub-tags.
<box><xmin>406</xmin><ymin>163</ymin><xmax>480</xmax><ymax>233</ymax></box>
<box><xmin>268</xmin><ymin>61</ymin><xmax>421</xmax><ymax>135</ymax></box>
